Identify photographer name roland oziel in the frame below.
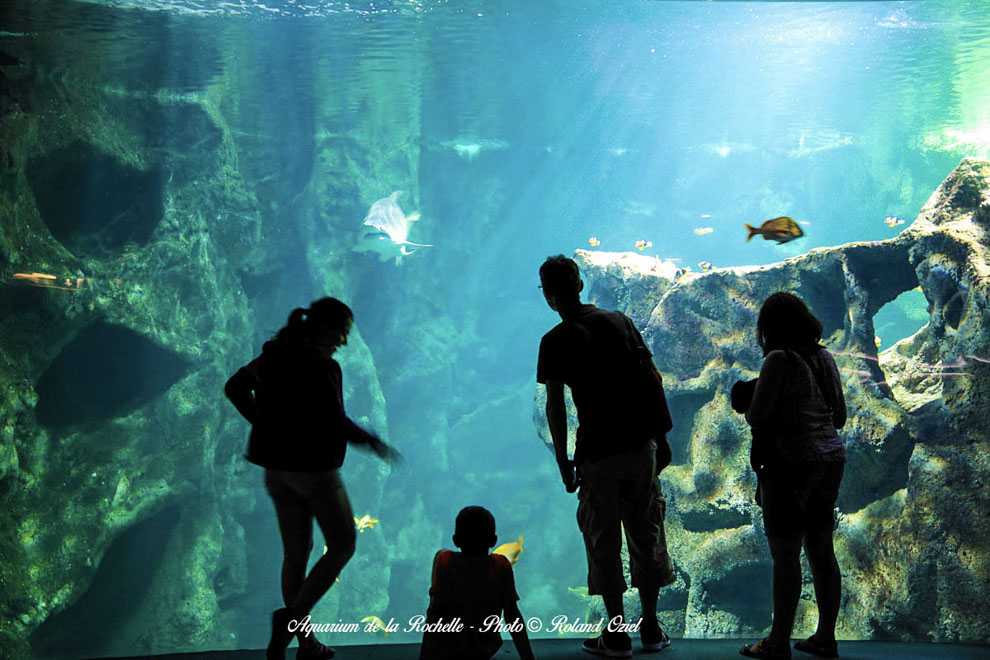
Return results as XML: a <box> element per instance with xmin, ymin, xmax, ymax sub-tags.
<box><xmin>286</xmin><ymin>613</ymin><xmax>644</xmax><ymax>638</ymax></box>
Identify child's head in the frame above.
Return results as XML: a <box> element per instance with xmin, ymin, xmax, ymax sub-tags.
<box><xmin>453</xmin><ymin>506</ymin><xmax>497</xmax><ymax>553</ymax></box>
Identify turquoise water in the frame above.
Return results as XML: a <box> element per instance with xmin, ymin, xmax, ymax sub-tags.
<box><xmin>3</xmin><ymin>1</ymin><xmax>990</xmax><ymax>657</ymax></box>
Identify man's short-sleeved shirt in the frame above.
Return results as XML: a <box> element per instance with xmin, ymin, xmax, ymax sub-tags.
<box><xmin>537</xmin><ymin>304</ymin><xmax>655</xmax><ymax>462</ymax></box>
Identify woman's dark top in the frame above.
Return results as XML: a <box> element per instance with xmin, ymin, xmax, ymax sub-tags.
<box><xmin>225</xmin><ymin>339</ymin><xmax>370</xmax><ymax>472</ymax></box>
<box><xmin>764</xmin><ymin>348</ymin><xmax>846</xmax><ymax>464</ymax></box>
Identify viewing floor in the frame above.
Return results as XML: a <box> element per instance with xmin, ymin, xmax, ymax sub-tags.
<box><xmin>97</xmin><ymin>637</ymin><xmax>990</xmax><ymax>660</ymax></box>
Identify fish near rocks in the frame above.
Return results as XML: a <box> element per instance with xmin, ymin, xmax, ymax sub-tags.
<box><xmin>744</xmin><ymin>216</ymin><xmax>804</xmax><ymax>244</ymax></box>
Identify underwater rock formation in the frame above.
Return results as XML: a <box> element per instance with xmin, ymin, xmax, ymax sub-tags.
<box><xmin>535</xmin><ymin>158</ymin><xmax>990</xmax><ymax>643</ymax></box>
<box><xmin>0</xmin><ymin>28</ymin><xmax>393</xmax><ymax>660</ymax></box>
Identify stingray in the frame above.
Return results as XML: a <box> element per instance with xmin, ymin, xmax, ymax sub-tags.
<box><xmin>353</xmin><ymin>191</ymin><xmax>432</xmax><ymax>264</ymax></box>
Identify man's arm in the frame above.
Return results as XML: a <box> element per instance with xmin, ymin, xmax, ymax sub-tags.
<box><xmin>545</xmin><ymin>379</ymin><xmax>577</xmax><ymax>492</ymax></box>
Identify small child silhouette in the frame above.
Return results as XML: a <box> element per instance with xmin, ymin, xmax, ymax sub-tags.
<box><xmin>419</xmin><ymin>506</ymin><xmax>535</xmax><ymax>660</ymax></box>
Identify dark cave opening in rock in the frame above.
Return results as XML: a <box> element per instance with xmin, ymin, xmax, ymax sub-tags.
<box><xmin>702</xmin><ymin>562</ymin><xmax>773</xmax><ymax>631</ymax></box>
<box><xmin>666</xmin><ymin>392</ymin><xmax>712</xmax><ymax>465</ymax></box>
<box><xmin>795</xmin><ymin>266</ymin><xmax>846</xmax><ymax>338</ymax></box>
<box><xmin>25</xmin><ymin>141</ymin><xmax>165</xmax><ymax>259</ymax></box>
<box><xmin>680</xmin><ymin>504</ymin><xmax>751</xmax><ymax>533</ymax></box>
<box><xmin>838</xmin><ymin>429</ymin><xmax>912</xmax><ymax>514</ymax></box>
<box><xmin>29</xmin><ymin>505</ymin><xmax>181</xmax><ymax>660</ymax></box>
<box><xmin>944</xmin><ymin>290</ymin><xmax>967</xmax><ymax>330</ymax></box>
<box><xmin>35</xmin><ymin>322</ymin><xmax>190</xmax><ymax>432</ymax></box>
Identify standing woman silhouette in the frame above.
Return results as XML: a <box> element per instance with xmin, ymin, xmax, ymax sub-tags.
<box><xmin>225</xmin><ymin>297</ymin><xmax>400</xmax><ymax>660</ymax></box>
<box><xmin>739</xmin><ymin>292</ymin><xmax>847</xmax><ymax>660</ymax></box>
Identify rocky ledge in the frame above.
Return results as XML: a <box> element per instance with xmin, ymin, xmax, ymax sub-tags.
<box><xmin>535</xmin><ymin>158</ymin><xmax>990</xmax><ymax>642</ymax></box>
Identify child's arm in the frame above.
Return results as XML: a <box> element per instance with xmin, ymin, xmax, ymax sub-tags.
<box><xmin>424</xmin><ymin>551</ymin><xmax>444</xmax><ymax>622</ymax></box>
<box><xmin>503</xmin><ymin>601</ymin><xmax>535</xmax><ymax>660</ymax></box>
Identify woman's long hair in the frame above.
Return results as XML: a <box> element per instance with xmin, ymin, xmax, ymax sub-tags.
<box><xmin>274</xmin><ymin>297</ymin><xmax>353</xmax><ymax>345</ymax></box>
<box><xmin>756</xmin><ymin>292</ymin><xmax>824</xmax><ymax>355</ymax></box>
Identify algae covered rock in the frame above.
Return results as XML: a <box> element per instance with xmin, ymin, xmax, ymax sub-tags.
<box><xmin>0</xmin><ymin>21</ymin><xmax>395</xmax><ymax>658</ymax></box>
<box><xmin>534</xmin><ymin>158</ymin><xmax>990</xmax><ymax>643</ymax></box>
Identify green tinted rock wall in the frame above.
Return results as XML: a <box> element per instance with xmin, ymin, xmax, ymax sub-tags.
<box><xmin>0</xmin><ymin>6</ymin><xmax>397</xmax><ymax>658</ymax></box>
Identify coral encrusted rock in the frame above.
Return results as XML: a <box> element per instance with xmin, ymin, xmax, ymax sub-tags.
<box><xmin>535</xmin><ymin>158</ymin><xmax>990</xmax><ymax>643</ymax></box>
<box><xmin>0</xmin><ymin>33</ymin><xmax>394</xmax><ymax>659</ymax></box>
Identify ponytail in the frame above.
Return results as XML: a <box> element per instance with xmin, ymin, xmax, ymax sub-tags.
<box><xmin>274</xmin><ymin>298</ymin><xmax>353</xmax><ymax>344</ymax></box>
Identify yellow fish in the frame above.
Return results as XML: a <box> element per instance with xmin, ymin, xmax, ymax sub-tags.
<box><xmin>568</xmin><ymin>586</ymin><xmax>591</xmax><ymax>600</ymax></box>
<box><xmin>361</xmin><ymin>615</ymin><xmax>390</xmax><ymax>637</ymax></box>
<box><xmin>698</xmin><ymin>261</ymin><xmax>713</xmax><ymax>272</ymax></box>
<box><xmin>744</xmin><ymin>217</ymin><xmax>804</xmax><ymax>244</ymax></box>
<box><xmin>634</xmin><ymin>240</ymin><xmax>652</xmax><ymax>251</ymax></box>
<box><xmin>354</xmin><ymin>515</ymin><xmax>379</xmax><ymax>533</ymax></box>
<box><xmin>874</xmin><ymin>335</ymin><xmax>882</xmax><ymax>348</ymax></box>
<box><xmin>694</xmin><ymin>227</ymin><xmax>714</xmax><ymax>236</ymax></box>
<box><xmin>493</xmin><ymin>535</ymin><xmax>524</xmax><ymax>566</ymax></box>
<box><xmin>588</xmin><ymin>236</ymin><xmax>601</xmax><ymax>247</ymax></box>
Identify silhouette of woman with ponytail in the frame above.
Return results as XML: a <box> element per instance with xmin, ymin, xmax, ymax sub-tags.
<box><xmin>226</xmin><ymin>297</ymin><xmax>400</xmax><ymax>660</ymax></box>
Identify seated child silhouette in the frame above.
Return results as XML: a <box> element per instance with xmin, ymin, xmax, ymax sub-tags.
<box><xmin>419</xmin><ymin>506</ymin><xmax>535</xmax><ymax>660</ymax></box>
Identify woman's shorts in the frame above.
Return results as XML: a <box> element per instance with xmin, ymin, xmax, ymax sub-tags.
<box><xmin>759</xmin><ymin>461</ymin><xmax>844</xmax><ymax>537</ymax></box>
<box><xmin>264</xmin><ymin>468</ymin><xmax>343</xmax><ymax>500</ymax></box>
